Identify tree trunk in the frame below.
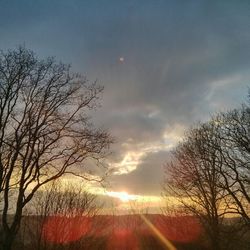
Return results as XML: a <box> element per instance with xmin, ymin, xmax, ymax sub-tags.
<box><xmin>210</xmin><ymin>227</ymin><xmax>221</xmax><ymax>250</ymax></box>
<box><xmin>1</xmin><ymin>231</ymin><xmax>16</xmax><ymax>250</ymax></box>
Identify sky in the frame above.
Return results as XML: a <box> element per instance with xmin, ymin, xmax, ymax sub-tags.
<box><xmin>1</xmin><ymin>0</ymin><xmax>250</xmax><ymax>210</ymax></box>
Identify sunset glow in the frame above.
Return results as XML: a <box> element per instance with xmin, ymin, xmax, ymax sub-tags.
<box><xmin>106</xmin><ymin>191</ymin><xmax>138</xmax><ymax>202</ymax></box>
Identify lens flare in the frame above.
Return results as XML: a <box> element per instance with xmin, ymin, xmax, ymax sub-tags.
<box><xmin>139</xmin><ymin>214</ymin><xmax>177</xmax><ymax>250</ymax></box>
<box><xmin>153</xmin><ymin>215</ymin><xmax>202</xmax><ymax>243</ymax></box>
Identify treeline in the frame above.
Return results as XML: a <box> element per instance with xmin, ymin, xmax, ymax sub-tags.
<box><xmin>164</xmin><ymin>96</ymin><xmax>250</xmax><ymax>249</ymax></box>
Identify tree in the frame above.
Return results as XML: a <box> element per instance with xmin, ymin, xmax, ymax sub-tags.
<box><xmin>21</xmin><ymin>181</ymin><xmax>104</xmax><ymax>250</ymax></box>
<box><xmin>164</xmin><ymin>122</ymin><xmax>228</xmax><ymax>250</ymax></box>
<box><xmin>213</xmin><ymin>106</ymin><xmax>250</xmax><ymax>227</ymax></box>
<box><xmin>0</xmin><ymin>47</ymin><xmax>112</xmax><ymax>250</ymax></box>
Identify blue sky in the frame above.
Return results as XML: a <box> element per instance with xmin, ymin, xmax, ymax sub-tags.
<box><xmin>1</xmin><ymin>0</ymin><xmax>250</xmax><ymax>203</ymax></box>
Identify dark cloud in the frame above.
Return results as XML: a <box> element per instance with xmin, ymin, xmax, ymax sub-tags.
<box><xmin>1</xmin><ymin>0</ymin><xmax>250</xmax><ymax>196</ymax></box>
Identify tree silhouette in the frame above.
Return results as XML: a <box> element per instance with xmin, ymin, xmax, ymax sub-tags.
<box><xmin>0</xmin><ymin>47</ymin><xmax>111</xmax><ymax>250</ymax></box>
<box><xmin>212</xmin><ymin>107</ymin><xmax>250</xmax><ymax>227</ymax></box>
<box><xmin>164</xmin><ymin>99</ymin><xmax>250</xmax><ymax>249</ymax></box>
<box><xmin>22</xmin><ymin>181</ymin><xmax>103</xmax><ymax>250</ymax></box>
<box><xmin>164</xmin><ymin>122</ymin><xmax>228</xmax><ymax>250</ymax></box>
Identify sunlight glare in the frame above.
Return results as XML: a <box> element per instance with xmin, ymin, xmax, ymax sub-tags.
<box><xmin>107</xmin><ymin>191</ymin><xmax>137</xmax><ymax>202</ymax></box>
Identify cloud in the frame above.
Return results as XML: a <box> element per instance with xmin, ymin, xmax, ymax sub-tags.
<box><xmin>109</xmin><ymin>150</ymin><xmax>172</xmax><ymax>196</ymax></box>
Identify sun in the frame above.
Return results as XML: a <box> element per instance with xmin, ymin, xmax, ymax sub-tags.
<box><xmin>106</xmin><ymin>191</ymin><xmax>137</xmax><ymax>203</ymax></box>
<box><xmin>118</xmin><ymin>191</ymin><xmax>131</xmax><ymax>202</ymax></box>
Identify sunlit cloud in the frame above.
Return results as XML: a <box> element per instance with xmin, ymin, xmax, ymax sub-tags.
<box><xmin>110</xmin><ymin>125</ymin><xmax>184</xmax><ymax>175</ymax></box>
<box><xmin>111</xmin><ymin>151</ymin><xmax>145</xmax><ymax>174</ymax></box>
<box><xmin>163</xmin><ymin>124</ymin><xmax>186</xmax><ymax>147</ymax></box>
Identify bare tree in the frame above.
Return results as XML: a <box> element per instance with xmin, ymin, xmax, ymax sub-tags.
<box><xmin>21</xmin><ymin>181</ymin><xmax>103</xmax><ymax>250</ymax></box>
<box><xmin>0</xmin><ymin>47</ymin><xmax>112</xmax><ymax>250</ymax></box>
<box><xmin>164</xmin><ymin>122</ymin><xmax>228</xmax><ymax>250</ymax></box>
<box><xmin>213</xmin><ymin>106</ymin><xmax>250</xmax><ymax>227</ymax></box>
